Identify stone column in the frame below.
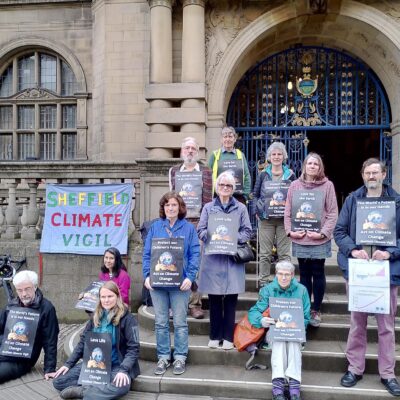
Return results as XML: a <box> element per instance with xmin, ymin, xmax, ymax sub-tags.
<box><xmin>2</xmin><ymin>180</ymin><xmax>20</xmax><ymax>239</ymax></box>
<box><xmin>21</xmin><ymin>180</ymin><xmax>40</xmax><ymax>240</ymax></box>
<box><xmin>181</xmin><ymin>0</ymin><xmax>206</xmax><ymax>153</ymax></box>
<box><xmin>390</xmin><ymin>120</ymin><xmax>400</xmax><ymax>192</ymax></box>
<box><xmin>147</xmin><ymin>0</ymin><xmax>174</xmax><ymax>158</ymax></box>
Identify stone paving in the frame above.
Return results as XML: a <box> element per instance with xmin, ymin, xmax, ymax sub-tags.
<box><xmin>0</xmin><ymin>324</ymin><xmax>251</xmax><ymax>400</ymax></box>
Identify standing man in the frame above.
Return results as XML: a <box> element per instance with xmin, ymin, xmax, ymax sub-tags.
<box><xmin>0</xmin><ymin>270</ymin><xmax>59</xmax><ymax>382</ymax></box>
<box><xmin>169</xmin><ymin>137</ymin><xmax>212</xmax><ymax>319</ymax></box>
<box><xmin>208</xmin><ymin>126</ymin><xmax>251</xmax><ymax>204</ymax></box>
<box><xmin>334</xmin><ymin>158</ymin><xmax>400</xmax><ymax>396</ymax></box>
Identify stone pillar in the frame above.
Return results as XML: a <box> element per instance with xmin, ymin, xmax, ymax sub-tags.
<box><xmin>147</xmin><ymin>0</ymin><xmax>174</xmax><ymax>158</ymax></box>
<box><xmin>390</xmin><ymin>120</ymin><xmax>400</xmax><ymax>192</ymax></box>
<box><xmin>21</xmin><ymin>180</ymin><xmax>40</xmax><ymax>240</ymax></box>
<box><xmin>181</xmin><ymin>0</ymin><xmax>206</xmax><ymax>152</ymax></box>
<box><xmin>2</xmin><ymin>180</ymin><xmax>20</xmax><ymax>239</ymax></box>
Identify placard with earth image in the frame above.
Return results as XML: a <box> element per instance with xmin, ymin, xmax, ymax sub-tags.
<box><xmin>205</xmin><ymin>212</ymin><xmax>239</xmax><ymax>255</ymax></box>
<box><xmin>217</xmin><ymin>160</ymin><xmax>243</xmax><ymax>192</ymax></box>
<box><xmin>175</xmin><ymin>171</ymin><xmax>203</xmax><ymax>218</ymax></box>
<box><xmin>291</xmin><ymin>190</ymin><xmax>323</xmax><ymax>232</ymax></box>
<box><xmin>259</xmin><ymin>180</ymin><xmax>291</xmax><ymax>218</ymax></box>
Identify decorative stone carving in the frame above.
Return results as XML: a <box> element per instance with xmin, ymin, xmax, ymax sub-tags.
<box><xmin>3</xmin><ymin>181</ymin><xmax>20</xmax><ymax>239</ymax></box>
<box><xmin>21</xmin><ymin>181</ymin><xmax>40</xmax><ymax>240</ymax></box>
<box><xmin>14</xmin><ymin>88</ymin><xmax>57</xmax><ymax>100</ymax></box>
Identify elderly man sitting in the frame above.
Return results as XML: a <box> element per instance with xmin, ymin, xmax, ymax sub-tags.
<box><xmin>0</xmin><ymin>270</ymin><xmax>59</xmax><ymax>382</ymax></box>
<box><xmin>248</xmin><ymin>261</ymin><xmax>310</xmax><ymax>400</ymax></box>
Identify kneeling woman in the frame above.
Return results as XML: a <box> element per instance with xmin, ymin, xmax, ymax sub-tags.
<box><xmin>53</xmin><ymin>281</ymin><xmax>140</xmax><ymax>400</ymax></box>
<box><xmin>248</xmin><ymin>261</ymin><xmax>310</xmax><ymax>400</ymax></box>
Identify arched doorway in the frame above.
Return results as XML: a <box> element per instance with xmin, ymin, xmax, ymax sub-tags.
<box><xmin>226</xmin><ymin>46</ymin><xmax>392</xmax><ymax>207</ymax></box>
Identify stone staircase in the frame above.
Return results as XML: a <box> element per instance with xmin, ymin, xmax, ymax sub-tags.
<box><xmin>132</xmin><ymin>259</ymin><xmax>400</xmax><ymax>400</ymax></box>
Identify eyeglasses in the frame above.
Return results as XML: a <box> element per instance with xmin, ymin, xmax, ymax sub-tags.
<box><xmin>218</xmin><ymin>183</ymin><xmax>233</xmax><ymax>189</ymax></box>
<box><xmin>183</xmin><ymin>146</ymin><xmax>198</xmax><ymax>152</ymax></box>
<box><xmin>222</xmin><ymin>134</ymin><xmax>235</xmax><ymax>139</ymax></box>
<box><xmin>276</xmin><ymin>272</ymin><xmax>292</xmax><ymax>279</ymax></box>
<box><xmin>363</xmin><ymin>171</ymin><xmax>381</xmax><ymax>177</ymax></box>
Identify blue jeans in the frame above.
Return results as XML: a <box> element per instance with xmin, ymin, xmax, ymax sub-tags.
<box><xmin>150</xmin><ymin>289</ymin><xmax>190</xmax><ymax>362</ymax></box>
<box><xmin>53</xmin><ymin>362</ymin><xmax>130</xmax><ymax>400</ymax></box>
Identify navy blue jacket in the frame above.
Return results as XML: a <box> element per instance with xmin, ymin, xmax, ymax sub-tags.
<box><xmin>334</xmin><ymin>184</ymin><xmax>400</xmax><ymax>285</ymax></box>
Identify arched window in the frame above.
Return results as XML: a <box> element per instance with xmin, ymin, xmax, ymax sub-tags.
<box><xmin>0</xmin><ymin>50</ymin><xmax>79</xmax><ymax>160</ymax></box>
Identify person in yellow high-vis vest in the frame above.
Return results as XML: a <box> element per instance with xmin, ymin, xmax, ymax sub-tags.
<box><xmin>207</xmin><ymin>126</ymin><xmax>251</xmax><ymax>204</ymax></box>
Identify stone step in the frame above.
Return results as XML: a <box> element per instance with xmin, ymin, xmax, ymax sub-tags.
<box><xmin>245</xmin><ymin>274</ymin><xmax>347</xmax><ymax>294</ymax></box>
<box><xmin>245</xmin><ymin>261</ymin><xmax>342</xmax><ymax>276</ymax></box>
<box><xmin>138</xmin><ymin>306</ymin><xmax>400</xmax><ymax>342</ymax></box>
<box><xmin>133</xmin><ymin>360</ymin><xmax>394</xmax><ymax>400</ymax></box>
<box><xmin>138</xmin><ymin>327</ymin><xmax>400</xmax><ymax>375</ymax></box>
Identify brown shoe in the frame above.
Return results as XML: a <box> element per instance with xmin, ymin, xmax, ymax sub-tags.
<box><xmin>189</xmin><ymin>306</ymin><xmax>205</xmax><ymax>319</ymax></box>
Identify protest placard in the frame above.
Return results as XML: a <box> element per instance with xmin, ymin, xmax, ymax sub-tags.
<box><xmin>150</xmin><ymin>238</ymin><xmax>184</xmax><ymax>287</ymax></box>
<box><xmin>175</xmin><ymin>171</ymin><xmax>203</xmax><ymax>218</ymax></box>
<box><xmin>0</xmin><ymin>307</ymin><xmax>40</xmax><ymax>358</ymax></box>
<box><xmin>258</xmin><ymin>180</ymin><xmax>291</xmax><ymax>218</ymax></box>
<box><xmin>78</xmin><ymin>332</ymin><xmax>112</xmax><ymax>386</ymax></box>
<box><xmin>205</xmin><ymin>213</ymin><xmax>239</xmax><ymax>255</ymax></box>
<box><xmin>291</xmin><ymin>190</ymin><xmax>323</xmax><ymax>232</ymax></box>
<box><xmin>355</xmin><ymin>198</ymin><xmax>396</xmax><ymax>246</ymax></box>
<box><xmin>217</xmin><ymin>160</ymin><xmax>243</xmax><ymax>192</ymax></box>
<box><xmin>75</xmin><ymin>282</ymin><xmax>103</xmax><ymax>312</ymax></box>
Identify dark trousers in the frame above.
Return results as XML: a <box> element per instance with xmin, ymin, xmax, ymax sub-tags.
<box><xmin>208</xmin><ymin>294</ymin><xmax>238</xmax><ymax>342</ymax></box>
<box><xmin>53</xmin><ymin>362</ymin><xmax>130</xmax><ymax>400</ymax></box>
<box><xmin>0</xmin><ymin>361</ymin><xmax>32</xmax><ymax>383</ymax></box>
<box><xmin>298</xmin><ymin>258</ymin><xmax>326</xmax><ymax>312</ymax></box>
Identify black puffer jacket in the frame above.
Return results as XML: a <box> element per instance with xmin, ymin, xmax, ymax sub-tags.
<box><xmin>0</xmin><ymin>288</ymin><xmax>60</xmax><ymax>373</ymax></box>
<box><xmin>65</xmin><ymin>309</ymin><xmax>140</xmax><ymax>379</ymax></box>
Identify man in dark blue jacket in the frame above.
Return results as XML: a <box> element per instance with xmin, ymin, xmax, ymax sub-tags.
<box><xmin>334</xmin><ymin>158</ymin><xmax>400</xmax><ymax>396</ymax></box>
<box><xmin>0</xmin><ymin>270</ymin><xmax>59</xmax><ymax>383</ymax></box>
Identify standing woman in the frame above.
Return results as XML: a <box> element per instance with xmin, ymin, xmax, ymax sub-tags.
<box><xmin>99</xmin><ymin>247</ymin><xmax>131</xmax><ymax>307</ymax></box>
<box><xmin>284</xmin><ymin>153</ymin><xmax>338</xmax><ymax>327</ymax></box>
<box><xmin>253</xmin><ymin>142</ymin><xmax>295</xmax><ymax>284</ymax></box>
<box><xmin>197</xmin><ymin>171</ymin><xmax>252</xmax><ymax>350</ymax></box>
<box><xmin>53</xmin><ymin>281</ymin><xmax>140</xmax><ymax>400</ymax></box>
<box><xmin>143</xmin><ymin>192</ymin><xmax>200</xmax><ymax>376</ymax></box>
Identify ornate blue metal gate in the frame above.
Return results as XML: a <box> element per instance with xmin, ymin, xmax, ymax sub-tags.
<box><xmin>227</xmin><ymin>46</ymin><xmax>391</xmax><ymax>183</ymax></box>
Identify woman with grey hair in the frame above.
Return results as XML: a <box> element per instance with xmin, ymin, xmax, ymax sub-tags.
<box><xmin>248</xmin><ymin>260</ymin><xmax>310</xmax><ymax>400</ymax></box>
<box><xmin>197</xmin><ymin>171</ymin><xmax>252</xmax><ymax>350</ymax></box>
<box><xmin>253</xmin><ymin>141</ymin><xmax>295</xmax><ymax>284</ymax></box>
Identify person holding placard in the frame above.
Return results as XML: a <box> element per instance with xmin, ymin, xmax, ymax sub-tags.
<box><xmin>253</xmin><ymin>142</ymin><xmax>295</xmax><ymax>284</ymax></box>
<box><xmin>98</xmin><ymin>247</ymin><xmax>131</xmax><ymax>307</ymax></box>
<box><xmin>143</xmin><ymin>192</ymin><xmax>200</xmax><ymax>376</ymax></box>
<box><xmin>334</xmin><ymin>158</ymin><xmax>400</xmax><ymax>396</ymax></box>
<box><xmin>284</xmin><ymin>152</ymin><xmax>338</xmax><ymax>327</ymax></box>
<box><xmin>169</xmin><ymin>137</ymin><xmax>213</xmax><ymax>319</ymax></box>
<box><xmin>248</xmin><ymin>260</ymin><xmax>310</xmax><ymax>400</ymax></box>
<box><xmin>197</xmin><ymin>171</ymin><xmax>252</xmax><ymax>350</ymax></box>
<box><xmin>53</xmin><ymin>281</ymin><xmax>140</xmax><ymax>399</ymax></box>
<box><xmin>208</xmin><ymin>126</ymin><xmax>251</xmax><ymax>204</ymax></box>
<box><xmin>0</xmin><ymin>270</ymin><xmax>59</xmax><ymax>383</ymax></box>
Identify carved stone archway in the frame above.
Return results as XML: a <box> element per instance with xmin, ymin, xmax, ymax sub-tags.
<box><xmin>206</xmin><ymin>0</ymin><xmax>400</xmax><ymax>189</ymax></box>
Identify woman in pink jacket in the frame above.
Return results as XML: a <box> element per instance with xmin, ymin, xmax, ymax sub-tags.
<box><xmin>99</xmin><ymin>247</ymin><xmax>131</xmax><ymax>307</ymax></box>
<box><xmin>284</xmin><ymin>153</ymin><xmax>338</xmax><ymax>328</ymax></box>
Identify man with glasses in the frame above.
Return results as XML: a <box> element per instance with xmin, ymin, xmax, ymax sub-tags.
<box><xmin>0</xmin><ymin>270</ymin><xmax>59</xmax><ymax>382</ymax></box>
<box><xmin>248</xmin><ymin>260</ymin><xmax>310</xmax><ymax>400</ymax></box>
<box><xmin>169</xmin><ymin>137</ymin><xmax>212</xmax><ymax>319</ymax></box>
<box><xmin>334</xmin><ymin>158</ymin><xmax>400</xmax><ymax>396</ymax></box>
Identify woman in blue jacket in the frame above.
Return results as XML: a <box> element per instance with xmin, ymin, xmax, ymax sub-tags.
<box><xmin>143</xmin><ymin>191</ymin><xmax>200</xmax><ymax>376</ymax></box>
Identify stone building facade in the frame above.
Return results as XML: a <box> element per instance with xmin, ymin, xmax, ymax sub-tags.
<box><xmin>0</xmin><ymin>0</ymin><xmax>400</xmax><ymax>318</ymax></box>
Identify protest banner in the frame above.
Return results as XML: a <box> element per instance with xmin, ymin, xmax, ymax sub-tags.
<box><xmin>78</xmin><ymin>332</ymin><xmax>112</xmax><ymax>386</ymax></box>
<box><xmin>205</xmin><ymin>213</ymin><xmax>239</xmax><ymax>255</ymax></box>
<box><xmin>291</xmin><ymin>190</ymin><xmax>323</xmax><ymax>232</ymax></box>
<box><xmin>355</xmin><ymin>198</ymin><xmax>396</xmax><ymax>246</ymax></box>
<box><xmin>258</xmin><ymin>180</ymin><xmax>291</xmax><ymax>218</ymax></box>
<box><xmin>348</xmin><ymin>259</ymin><xmax>390</xmax><ymax>314</ymax></box>
<box><xmin>40</xmin><ymin>184</ymin><xmax>133</xmax><ymax>255</ymax></box>
<box><xmin>269</xmin><ymin>298</ymin><xmax>306</xmax><ymax>342</ymax></box>
<box><xmin>175</xmin><ymin>171</ymin><xmax>203</xmax><ymax>218</ymax></box>
<box><xmin>75</xmin><ymin>282</ymin><xmax>103</xmax><ymax>312</ymax></box>
<box><xmin>150</xmin><ymin>238</ymin><xmax>184</xmax><ymax>288</ymax></box>
<box><xmin>0</xmin><ymin>307</ymin><xmax>40</xmax><ymax>358</ymax></box>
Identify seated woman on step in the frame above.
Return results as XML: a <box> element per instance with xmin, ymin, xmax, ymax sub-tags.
<box><xmin>248</xmin><ymin>260</ymin><xmax>310</xmax><ymax>400</ymax></box>
<box><xmin>197</xmin><ymin>171</ymin><xmax>252</xmax><ymax>350</ymax></box>
<box><xmin>53</xmin><ymin>281</ymin><xmax>140</xmax><ymax>400</ymax></box>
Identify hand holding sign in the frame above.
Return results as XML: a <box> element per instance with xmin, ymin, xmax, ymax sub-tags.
<box><xmin>372</xmin><ymin>250</ymin><xmax>390</xmax><ymax>261</ymax></box>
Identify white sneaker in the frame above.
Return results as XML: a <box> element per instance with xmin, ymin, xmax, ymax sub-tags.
<box><xmin>222</xmin><ymin>340</ymin><xmax>234</xmax><ymax>350</ymax></box>
<box><xmin>208</xmin><ymin>339</ymin><xmax>220</xmax><ymax>348</ymax></box>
